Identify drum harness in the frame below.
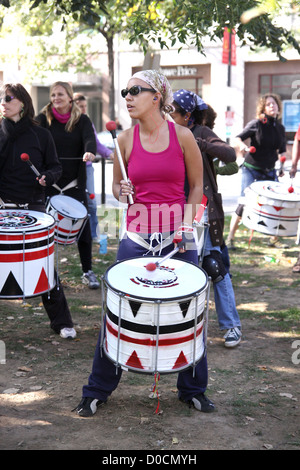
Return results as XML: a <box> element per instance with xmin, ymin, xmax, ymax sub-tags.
<box><xmin>124</xmin><ymin>230</ymin><xmax>175</xmax><ymax>256</ymax></box>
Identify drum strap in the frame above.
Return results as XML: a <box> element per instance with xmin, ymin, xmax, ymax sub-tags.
<box><xmin>125</xmin><ymin>231</ymin><xmax>174</xmax><ymax>254</ymax></box>
<box><xmin>60</xmin><ymin>179</ymin><xmax>78</xmax><ymax>192</ymax></box>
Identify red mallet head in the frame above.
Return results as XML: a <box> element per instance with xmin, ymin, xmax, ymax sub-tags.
<box><xmin>89</xmin><ymin>193</ymin><xmax>95</xmax><ymax>199</ymax></box>
<box><xmin>280</xmin><ymin>155</ymin><xmax>286</xmax><ymax>163</ymax></box>
<box><xmin>106</xmin><ymin>121</ymin><xmax>116</xmax><ymax>132</ymax></box>
<box><xmin>145</xmin><ymin>262</ymin><xmax>157</xmax><ymax>272</ymax></box>
<box><xmin>106</xmin><ymin>121</ymin><xmax>117</xmax><ymax>138</ymax></box>
<box><xmin>20</xmin><ymin>153</ymin><xmax>29</xmax><ymax>161</ymax></box>
<box><xmin>288</xmin><ymin>186</ymin><xmax>294</xmax><ymax>193</ymax></box>
<box><xmin>249</xmin><ymin>146</ymin><xmax>256</xmax><ymax>153</ymax></box>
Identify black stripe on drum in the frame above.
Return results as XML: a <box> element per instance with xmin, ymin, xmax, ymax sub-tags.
<box><xmin>0</xmin><ymin>235</ymin><xmax>54</xmax><ymax>251</ymax></box>
<box><xmin>106</xmin><ymin>308</ymin><xmax>204</xmax><ymax>335</ymax></box>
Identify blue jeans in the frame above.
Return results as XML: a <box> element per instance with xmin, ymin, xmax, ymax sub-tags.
<box><xmin>86</xmin><ymin>164</ymin><xmax>98</xmax><ymax>239</ymax></box>
<box><xmin>82</xmin><ymin>234</ymin><xmax>209</xmax><ymax>402</ymax></box>
<box><xmin>204</xmin><ymin>228</ymin><xmax>241</xmax><ymax>331</ymax></box>
<box><xmin>241</xmin><ymin>165</ymin><xmax>277</xmax><ymax>196</ymax></box>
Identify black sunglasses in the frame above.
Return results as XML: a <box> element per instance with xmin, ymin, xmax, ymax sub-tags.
<box><xmin>0</xmin><ymin>95</ymin><xmax>15</xmax><ymax>103</ymax></box>
<box><xmin>121</xmin><ymin>85</ymin><xmax>156</xmax><ymax>98</ymax></box>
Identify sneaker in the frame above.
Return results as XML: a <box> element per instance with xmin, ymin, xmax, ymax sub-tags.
<box><xmin>60</xmin><ymin>327</ymin><xmax>77</xmax><ymax>339</ymax></box>
<box><xmin>226</xmin><ymin>239</ymin><xmax>236</xmax><ymax>251</ymax></box>
<box><xmin>180</xmin><ymin>393</ymin><xmax>215</xmax><ymax>413</ymax></box>
<box><xmin>73</xmin><ymin>397</ymin><xmax>105</xmax><ymax>417</ymax></box>
<box><xmin>224</xmin><ymin>327</ymin><xmax>242</xmax><ymax>348</ymax></box>
<box><xmin>267</xmin><ymin>237</ymin><xmax>289</xmax><ymax>249</ymax></box>
<box><xmin>82</xmin><ymin>270</ymin><xmax>100</xmax><ymax>289</ymax></box>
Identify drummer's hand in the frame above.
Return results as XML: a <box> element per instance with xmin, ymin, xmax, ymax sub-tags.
<box><xmin>290</xmin><ymin>167</ymin><xmax>297</xmax><ymax>178</ymax></box>
<box><xmin>83</xmin><ymin>152</ymin><xmax>96</xmax><ymax>162</ymax></box>
<box><xmin>173</xmin><ymin>224</ymin><xmax>194</xmax><ymax>253</ymax></box>
<box><xmin>119</xmin><ymin>179</ymin><xmax>136</xmax><ymax>201</ymax></box>
<box><xmin>37</xmin><ymin>175</ymin><xmax>47</xmax><ymax>187</ymax></box>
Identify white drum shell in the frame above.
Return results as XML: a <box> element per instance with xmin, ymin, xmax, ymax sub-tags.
<box><xmin>46</xmin><ymin>195</ymin><xmax>87</xmax><ymax>245</ymax></box>
<box><xmin>103</xmin><ymin>257</ymin><xmax>208</xmax><ymax>374</ymax></box>
<box><xmin>0</xmin><ymin>210</ymin><xmax>55</xmax><ymax>298</ymax></box>
<box><xmin>242</xmin><ymin>181</ymin><xmax>300</xmax><ymax>236</ymax></box>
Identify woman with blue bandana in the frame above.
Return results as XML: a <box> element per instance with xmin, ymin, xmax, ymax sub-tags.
<box><xmin>171</xmin><ymin>89</ymin><xmax>242</xmax><ymax>349</ymax></box>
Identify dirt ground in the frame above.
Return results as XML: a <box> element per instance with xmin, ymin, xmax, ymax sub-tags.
<box><xmin>0</xmin><ymin>238</ymin><xmax>299</xmax><ymax>452</ymax></box>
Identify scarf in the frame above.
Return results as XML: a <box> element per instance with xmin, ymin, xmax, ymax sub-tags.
<box><xmin>131</xmin><ymin>70</ymin><xmax>174</xmax><ymax>113</ymax></box>
<box><xmin>173</xmin><ymin>89</ymin><xmax>208</xmax><ymax>113</ymax></box>
<box><xmin>52</xmin><ymin>106</ymin><xmax>71</xmax><ymax>123</ymax></box>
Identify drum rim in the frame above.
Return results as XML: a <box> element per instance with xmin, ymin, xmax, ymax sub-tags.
<box><xmin>104</xmin><ymin>256</ymin><xmax>208</xmax><ymax>302</ymax></box>
<box><xmin>48</xmin><ymin>194</ymin><xmax>88</xmax><ymax>217</ymax></box>
<box><xmin>248</xmin><ymin>181</ymin><xmax>300</xmax><ymax>202</ymax></box>
<box><xmin>0</xmin><ymin>210</ymin><xmax>56</xmax><ymax>233</ymax></box>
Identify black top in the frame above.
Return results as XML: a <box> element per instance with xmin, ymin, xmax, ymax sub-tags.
<box><xmin>237</xmin><ymin>115</ymin><xmax>286</xmax><ymax>170</ymax></box>
<box><xmin>0</xmin><ymin>117</ymin><xmax>62</xmax><ymax>204</ymax></box>
<box><xmin>36</xmin><ymin>113</ymin><xmax>96</xmax><ymax>192</ymax></box>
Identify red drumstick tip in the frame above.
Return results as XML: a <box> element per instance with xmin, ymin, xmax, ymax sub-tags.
<box><xmin>249</xmin><ymin>146</ymin><xmax>256</xmax><ymax>153</ymax></box>
<box><xmin>89</xmin><ymin>193</ymin><xmax>95</xmax><ymax>199</ymax></box>
<box><xmin>145</xmin><ymin>262</ymin><xmax>157</xmax><ymax>271</ymax></box>
<box><xmin>106</xmin><ymin>121</ymin><xmax>117</xmax><ymax>131</ymax></box>
<box><xmin>20</xmin><ymin>153</ymin><xmax>29</xmax><ymax>161</ymax></box>
<box><xmin>288</xmin><ymin>186</ymin><xmax>294</xmax><ymax>193</ymax></box>
<box><xmin>280</xmin><ymin>155</ymin><xmax>286</xmax><ymax>163</ymax></box>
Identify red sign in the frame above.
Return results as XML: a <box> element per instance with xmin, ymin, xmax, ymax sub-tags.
<box><xmin>222</xmin><ymin>27</ymin><xmax>236</xmax><ymax>66</ymax></box>
<box><xmin>225</xmin><ymin>110</ymin><xmax>235</xmax><ymax>126</ymax></box>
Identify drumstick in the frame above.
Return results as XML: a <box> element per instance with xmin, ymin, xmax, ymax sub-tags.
<box><xmin>145</xmin><ymin>247</ymin><xmax>179</xmax><ymax>271</ymax></box>
<box><xmin>245</xmin><ymin>146</ymin><xmax>256</xmax><ymax>153</ymax></box>
<box><xmin>106</xmin><ymin>121</ymin><xmax>134</xmax><ymax>205</ymax></box>
<box><xmin>279</xmin><ymin>155</ymin><xmax>286</xmax><ymax>175</ymax></box>
<box><xmin>288</xmin><ymin>178</ymin><xmax>294</xmax><ymax>193</ymax></box>
<box><xmin>20</xmin><ymin>153</ymin><xmax>62</xmax><ymax>192</ymax></box>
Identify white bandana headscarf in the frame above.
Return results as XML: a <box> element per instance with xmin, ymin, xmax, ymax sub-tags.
<box><xmin>131</xmin><ymin>70</ymin><xmax>174</xmax><ymax>113</ymax></box>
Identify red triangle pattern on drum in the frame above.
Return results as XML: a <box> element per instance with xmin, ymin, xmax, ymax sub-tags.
<box><xmin>172</xmin><ymin>351</ymin><xmax>188</xmax><ymax>369</ymax></box>
<box><xmin>34</xmin><ymin>267</ymin><xmax>49</xmax><ymax>294</ymax></box>
<box><xmin>126</xmin><ymin>350</ymin><xmax>144</xmax><ymax>369</ymax></box>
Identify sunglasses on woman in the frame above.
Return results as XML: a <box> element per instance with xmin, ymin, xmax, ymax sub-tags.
<box><xmin>0</xmin><ymin>95</ymin><xmax>15</xmax><ymax>103</ymax></box>
<box><xmin>121</xmin><ymin>85</ymin><xmax>156</xmax><ymax>98</ymax></box>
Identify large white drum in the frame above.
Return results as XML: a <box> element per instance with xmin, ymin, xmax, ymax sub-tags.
<box><xmin>242</xmin><ymin>181</ymin><xmax>300</xmax><ymax>237</ymax></box>
<box><xmin>101</xmin><ymin>256</ymin><xmax>209</xmax><ymax>375</ymax></box>
<box><xmin>0</xmin><ymin>210</ymin><xmax>55</xmax><ymax>298</ymax></box>
<box><xmin>46</xmin><ymin>194</ymin><xmax>87</xmax><ymax>245</ymax></box>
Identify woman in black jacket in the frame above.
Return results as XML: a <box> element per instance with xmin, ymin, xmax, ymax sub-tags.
<box><xmin>0</xmin><ymin>83</ymin><xmax>76</xmax><ymax>339</ymax></box>
<box><xmin>36</xmin><ymin>82</ymin><xmax>99</xmax><ymax>289</ymax></box>
<box><xmin>227</xmin><ymin>93</ymin><xmax>287</xmax><ymax>249</ymax></box>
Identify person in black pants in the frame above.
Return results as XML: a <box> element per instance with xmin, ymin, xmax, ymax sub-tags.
<box><xmin>36</xmin><ymin>82</ymin><xmax>99</xmax><ymax>289</ymax></box>
<box><xmin>0</xmin><ymin>82</ymin><xmax>76</xmax><ymax>339</ymax></box>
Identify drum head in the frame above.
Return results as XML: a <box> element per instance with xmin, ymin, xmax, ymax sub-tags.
<box><xmin>49</xmin><ymin>195</ymin><xmax>87</xmax><ymax>218</ymax></box>
<box><xmin>0</xmin><ymin>210</ymin><xmax>55</xmax><ymax>233</ymax></box>
<box><xmin>105</xmin><ymin>256</ymin><xmax>208</xmax><ymax>301</ymax></box>
<box><xmin>249</xmin><ymin>181</ymin><xmax>300</xmax><ymax>202</ymax></box>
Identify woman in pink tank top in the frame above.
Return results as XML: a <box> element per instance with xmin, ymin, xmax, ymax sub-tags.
<box><xmin>74</xmin><ymin>71</ymin><xmax>216</xmax><ymax>418</ymax></box>
<box><xmin>113</xmin><ymin>72</ymin><xmax>203</xmax><ymax>249</ymax></box>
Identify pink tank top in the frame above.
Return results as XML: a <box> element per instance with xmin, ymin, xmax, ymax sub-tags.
<box><xmin>126</xmin><ymin>120</ymin><xmax>185</xmax><ymax>234</ymax></box>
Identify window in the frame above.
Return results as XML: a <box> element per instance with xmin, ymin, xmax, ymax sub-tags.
<box><xmin>259</xmin><ymin>73</ymin><xmax>300</xmax><ymax>101</ymax></box>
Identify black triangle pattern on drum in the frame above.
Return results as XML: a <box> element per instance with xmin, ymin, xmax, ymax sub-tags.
<box><xmin>129</xmin><ymin>300</ymin><xmax>142</xmax><ymax>317</ymax></box>
<box><xmin>274</xmin><ymin>224</ymin><xmax>286</xmax><ymax>230</ymax></box>
<box><xmin>0</xmin><ymin>271</ymin><xmax>23</xmax><ymax>297</ymax></box>
<box><xmin>179</xmin><ymin>299</ymin><xmax>192</xmax><ymax>318</ymax></box>
<box><xmin>258</xmin><ymin>220</ymin><xmax>267</xmax><ymax>226</ymax></box>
